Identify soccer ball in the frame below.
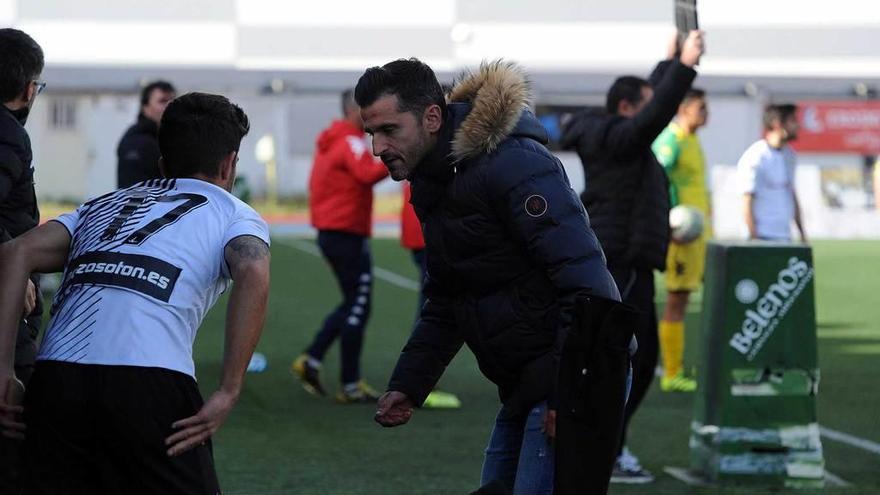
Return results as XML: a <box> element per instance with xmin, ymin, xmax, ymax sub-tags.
<box><xmin>669</xmin><ymin>205</ymin><xmax>704</xmax><ymax>244</ymax></box>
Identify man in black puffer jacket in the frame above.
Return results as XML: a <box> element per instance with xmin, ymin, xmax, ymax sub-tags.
<box><xmin>559</xmin><ymin>30</ymin><xmax>705</xmax><ymax>483</ymax></box>
<box><xmin>117</xmin><ymin>80</ymin><xmax>176</xmax><ymax>188</ymax></box>
<box><xmin>356</xmin><ymin>58</ymin><xmax>620</xmax><ymax>493</ymax></box>
<box><xmin>0</xmin><ymin>27</ymin><xmax>45</xmax><ymax>494</ymax></box>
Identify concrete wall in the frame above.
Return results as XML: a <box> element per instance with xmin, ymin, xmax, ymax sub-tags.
<box><xmin>12</xmin><ymin>0</ymin><xmax>879</xmax><ymax>237</ymax></box>
<box><xmin>29</xmin><ymin>89</ymin><xmax>879</xmax><ymax>240</ymax></box>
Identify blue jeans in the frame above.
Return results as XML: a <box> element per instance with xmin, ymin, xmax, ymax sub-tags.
<box><xmin>480</xmin><ymin>401</ymin><xmax>555</xmax><ymax>495</ymax></box>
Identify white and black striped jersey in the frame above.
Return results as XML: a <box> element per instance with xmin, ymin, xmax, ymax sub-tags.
<box><xmin>40</xmin><ymin>178</ymin><xmax>270</xmax><ymax>378</ymax></box>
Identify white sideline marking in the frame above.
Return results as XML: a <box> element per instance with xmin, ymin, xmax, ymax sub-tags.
<box><xmin>663</xmin><ymin>467</ymin><xmax>712</xmax><ymax>486</ymax></box>
<box><xmin>278</xmin><ymin>238</ymin><xmax>420</xmax><ymax>292</ymax></box>
<box><xmin>820</xmin><ymin>426</ymin><xmax>880</xmax><ymax>456</ymax></box>
<box><xmin>283</xmin><ymin>238</ymin><xmax>320</xmax><ymax>256</ymax></box>
<box><xmin>373</xmin><ymin>267</ymin><xmax>421</xmax><ymax>291</ymax></box>
<box><xmin>824</xmin><ymin>470</ymin><xmax>851</xmax><ymax>487</ymax></box>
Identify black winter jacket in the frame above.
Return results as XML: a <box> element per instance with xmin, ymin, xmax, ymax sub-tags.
<box><xmin>0</xmin><ymin>106</ymin><xmax>39</xmax><ymax>243</ymax></box>
<box><xmin>117</xmin><ymin>114</ymin><xmax>161</xmax><ymax>188</ymax></box>
<box><xmin>387</xmin><ymin>62</ymin><xmax>620</xmax><ymax>409</ymax></box>
<box><xmin>0</xmin><ymin>105</ymin><xmax>42</xmax><ymax>317</ymax></box>
<box><xmin>560</xmin><ymin>60</ymin><xmax>696</xmax><ymax>270</ymax></box>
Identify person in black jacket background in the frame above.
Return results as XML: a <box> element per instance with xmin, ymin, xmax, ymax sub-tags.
<box><xmin>116</xmin><ymin>80</ymin><xmax>176</xmax><ymax>188</ymax></box>
<box><xmin>0</xmin><ymin>27</ymin><xmax>45</xmax><ymax>494</ymax></box>
<box><xmin>560</xmin><ymin>30</ymin><xmax>705</xmax><ymax>483</ymax></box>
<box><xmin>357</xmin><ymin>58</ymin><xmax>620</xmax><ymax>493</ymax></box>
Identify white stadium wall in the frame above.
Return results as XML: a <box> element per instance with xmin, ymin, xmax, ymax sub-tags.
<box><xmin>25</xmin><ymin>84</ymin><xmax>880</xmax><ymax>240</ymax></box>
<box><xmin>4</xmin><ymin>0</ymin><xmax>879</xmax><ymax>238</ymax></box>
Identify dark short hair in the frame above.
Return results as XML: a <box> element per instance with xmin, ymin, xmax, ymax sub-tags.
<box><xmin>683</xmin><ymin>87</ymin><xmax>706</xmax><ymax>103</ymax></box>
<box><xmin>140</xmin><ymin>80</ymin><xmax>176</xmax><ymax>106</ymax></box>
<box><xmin>158</xmin><ymin>93</ymin><xmax>250</xmax><ymax>179</ymax></box>
<box><xmin>0</xmin><ymin>29</ymin><xmax>44</xmax><ymax>103</ymax></box>
<box><xmin>606</xmin><ymin>76</ymin><xmax>650</xmax><ymax>115</ymax></box>
<box><xmin>341</xmin><ymin>88</ymin><xmax>356</xmax><ymax>115</ymax></box>
<box><xmin>354</xmin><ymin>58</ymin><xmax>446</xmax><ymax>117</ymax></box>
<box><xmin>763</xmin><ymin>104</ymin><xmax>798</xmax><ymax>130</ymax></box>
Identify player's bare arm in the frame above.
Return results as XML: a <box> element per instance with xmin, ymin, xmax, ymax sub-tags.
<box><xmin>0</xmin><ymin>222</ymin><xmax>71</xmax><ymax>438</ymax></box>
<box><xmin>166</xmin><ymin>234</ymin><xmax>270</xmax><ymax>456</ymax></box>
<box><xmin>743</xmin><ymin>193</ymin><xmax>757</xmax><ymax>239</ymax></box>
<box><xmin>793</xmin><ymin>192</ymin><xmax>807</xmax><ymax>243</ymax></box>
<box><xmin>23</xmin><ymin>279</ymin><xmax>35</xmax><ymax>317</ymax></box>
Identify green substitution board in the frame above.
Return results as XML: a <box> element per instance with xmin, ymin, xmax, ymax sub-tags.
<box><xmin>690</xmin><ymin>242</ymin><xmax>824</xmax><ymax>488</ymax></box>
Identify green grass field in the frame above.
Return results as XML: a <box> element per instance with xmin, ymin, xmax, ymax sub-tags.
<box><xmin>191</xmin><ymin>239</ymin><xmax>880</xmax><ymax>494</ymax></box>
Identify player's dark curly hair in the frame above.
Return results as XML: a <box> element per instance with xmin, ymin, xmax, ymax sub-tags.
<box><xmin>158</xmin><ymin>92</ymin><xmax>250</xmax><ymax>179</ymax></box>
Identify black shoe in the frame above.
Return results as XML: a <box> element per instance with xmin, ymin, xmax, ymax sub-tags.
<box><xmin>291</xmin><ymin>355</ymin><xmax>326</xmax><ymax>396</ymax></box>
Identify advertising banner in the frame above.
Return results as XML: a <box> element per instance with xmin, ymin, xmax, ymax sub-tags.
<box><xmin>691</xmin><ymin>242</ymin><xmax>824</xmax><ymax>488</ymax></box>
<box><xmin>794</xmin><ymin>101</ymin><xmax>880</xmax><ymax>154</ymax></box>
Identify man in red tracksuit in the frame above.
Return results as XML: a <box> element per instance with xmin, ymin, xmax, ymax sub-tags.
<box><xmin>293</xmin><ymin>89</ymin><xmax>388</xmax><ymax>403</ymax></box>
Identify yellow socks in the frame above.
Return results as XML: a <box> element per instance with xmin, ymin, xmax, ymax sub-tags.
<box><xmin>659</xmin><ymin>320</ymin><xmax>685</xmax><ymax>379</ymax></box>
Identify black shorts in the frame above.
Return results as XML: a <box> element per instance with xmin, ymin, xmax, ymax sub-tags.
<box><xmin>22</xmin><ymin>361</ymin><xmax>220</xmax><ymax>495</ymax></box>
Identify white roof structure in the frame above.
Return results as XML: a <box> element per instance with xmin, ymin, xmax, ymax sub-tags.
<box><xmin>4</xmin><ymin>0</ymin><xmax>879</xmax><ymax>96</ymax></box>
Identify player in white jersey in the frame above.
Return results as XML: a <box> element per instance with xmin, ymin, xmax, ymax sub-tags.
<box><xmin>0</xmin><ymin>92</ymin><xmax>270</xmax><ymax>493</ymax></box>
<box><xmin>737</xmin><ymin>104</ymin><xmax>807</xmax><ymax>242</ymax></box>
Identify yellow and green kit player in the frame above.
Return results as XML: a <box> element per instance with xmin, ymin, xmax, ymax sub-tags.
<box><xmin>652</xmin><ymin>88</ymin><xmax>710</xmax><ymax>392</ymax></box>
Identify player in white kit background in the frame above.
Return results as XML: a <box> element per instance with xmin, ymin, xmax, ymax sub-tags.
<box><xmin>0</xmin><ymin>92</ymin><xmax>270</xmax><ymax>494</ymax></box>
<box><xmin>737</xmin><ymin>103</ymin><xmax>807</xmax><ymax>243</ymax></box>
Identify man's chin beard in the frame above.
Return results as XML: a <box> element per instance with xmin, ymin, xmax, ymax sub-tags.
<box><xmin>390</xmin><ymin>168</ymin><xmax>409</xmax><ymax>181</ymax></box>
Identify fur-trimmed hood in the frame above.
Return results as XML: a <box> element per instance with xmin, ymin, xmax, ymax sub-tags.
<box><xmin>448</xmin><ymin>60</ymin><xmax>542</xmax><ymax>161</ymax></box>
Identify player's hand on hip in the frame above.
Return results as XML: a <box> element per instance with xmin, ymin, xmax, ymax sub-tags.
<box><xmin>0</xmin><ymin>375</ymin><xmax>26</xmax><ymax>440</ymax></box>
<box><xmin>165</xmin><ymin>389</ymin><xmax>238</xmax><ymax>456</ymax></box>
<box><xmin>374</xmin><ymin>391</ymin><xmax>414</xmax><ymax>428</ymax></box>
<box><xmin>679</xmin><ymin>30</ymin><xmax>705</xmax><ymax>67</ymax></box>
<box><xmin>23</xmin><ymin>279</ymin><xmax>36</xmax><ymax>317</ymax></box>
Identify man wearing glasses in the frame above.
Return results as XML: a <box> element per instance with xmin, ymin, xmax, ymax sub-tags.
<box><xmin>0</xmin><ymin>27</ymin><xmax>45</xmax><ymax>493</ymax></box>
